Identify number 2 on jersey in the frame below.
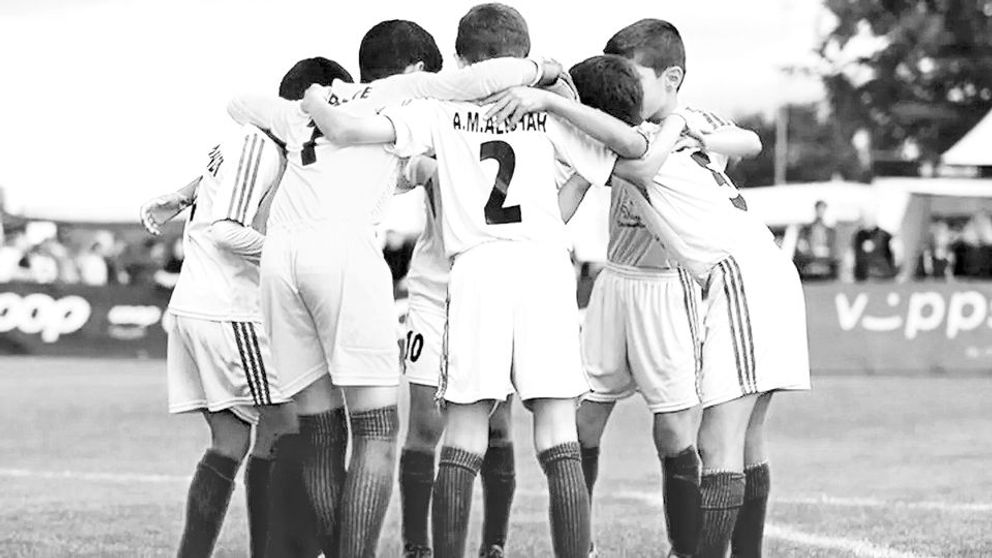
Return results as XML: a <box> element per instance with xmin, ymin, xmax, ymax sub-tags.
<box><xmin>480</xmin><ymin>140</ymin><xmax>522</xmax><ymax>224</ymax></box>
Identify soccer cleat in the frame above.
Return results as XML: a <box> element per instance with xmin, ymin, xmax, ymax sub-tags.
<box><xmin>479</xmin><ymin>544</ymin><xmax>506</xmax><ymax>557</ymax></box>
<box><xmin>403</xmin><ymin>543</ymin><xmax>433</xmax><ymax>557</ymax></box>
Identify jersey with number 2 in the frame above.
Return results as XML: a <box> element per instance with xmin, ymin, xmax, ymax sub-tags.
<box><xmin>383</xmin><ymin>99</ymin><xmax>617</xmax><ymax>258</ymax></box>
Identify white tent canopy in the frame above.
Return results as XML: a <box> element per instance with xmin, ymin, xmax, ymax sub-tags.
<box><xmin>942</xmin><ymin>110</ymin><xmax>992</xmax><ymax>166</ymax></box>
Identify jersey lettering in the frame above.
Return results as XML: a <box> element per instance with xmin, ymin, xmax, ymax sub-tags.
<box><xmin>480</xmin><ymin>140</ymin><xmax>521</xmax><ymax>225</ymax></box>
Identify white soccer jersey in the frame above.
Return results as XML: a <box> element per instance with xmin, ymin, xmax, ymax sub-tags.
<box><xmin>169</xmin><ymin>124</ymin><xmax>285</xmax><ymax>322</ymax></box>
<box><xmin>606</xmin><ymin>110</ymin><xmax>737</xmax><ymax>271</ymax></box>
<box><xmin>383</xmin><ymin>100</ymin><xmax>618</xmax><ymax>258</ymax></box>
<box><xmin>622</xmin><ymin>145</ymin><xmax>775</xmax><ymax>281</ymax></box>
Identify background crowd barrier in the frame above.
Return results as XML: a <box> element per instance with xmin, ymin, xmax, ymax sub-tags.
<box><xmin>3</xmin><ymin>281</ymin><xmax>992</xmax><ymax>374</ymax></box>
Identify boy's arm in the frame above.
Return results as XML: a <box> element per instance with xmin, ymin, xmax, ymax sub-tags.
<box><xmin>139</xmin><ymin>177</ymin><xmax>200</xmax><ymax>236</ymax></box>
<box><xmin>558</xmin><ymin>173</ymin><xmax>593</xmax><ymax>223</ymax></box>
<box><xmin>396</xmin><ymin>156</ymin><xmax>438</xmax><ymax>193</ymax></box>
<box><xmin>483</xmin><ymin>87</ymin><xmax>648</xmax><ymax>159</ymax></box>
<box><xmin>613</xmin><ymin>115</ymin><xmax>688</xmax><ymax>187</ymax></box>
<box><xmin>685</xmin><ymin>126</ymin><xmax>762</xmax><ymax>159</ymax></box>
<box><xmin>369</xmin><ymin>57</ymin><xmax>561</xmax><ymax>104</ymax></box>
<box><xmin>302</xmin><ymin>85</ymin><xmax>396</xmax><ymax>145</ymax></box>
<box><xmin>227</xmin><ymin>95</ymin><xmax>295</xmax><ymax>141</ymax></box>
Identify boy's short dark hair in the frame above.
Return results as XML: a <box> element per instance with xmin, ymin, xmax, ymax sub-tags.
<box><xmin>570</xmin><ymin>55</ymin><xmax>644</xmax><ymax>126</ymax></box>
<box><xmin>604</xmin><ymin>18</ymin><xmax>685</xmax><ymax>78</ymax></box>
<box><xmin>455</xmin><ymin>3</ymin><xmax>530</xmax><ymax>63</ymax></box>
<box><xmin>359</xmin><ymin>20</ymin><xmax>443</xmax><ymax>82</ymax></box>
<box><xmin>279</xmin><ymin>57</ymin><xmax>353</xmax><ymax>100</ymax></box>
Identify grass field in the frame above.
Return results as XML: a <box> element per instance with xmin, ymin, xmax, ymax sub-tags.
<box><xmin>1</xmin><ymin>356</ymin><xmax>990</xmax><ymax>557</ymax></box>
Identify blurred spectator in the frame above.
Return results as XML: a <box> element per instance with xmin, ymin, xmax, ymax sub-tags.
<box><xmin>795</xmin><ymin>200</ymin><xmax>838</xmax><ymax>280</ymax></box>
<box><xmin>76</xmin><ymin>241</ymin><xmax>109</xmax><ymax>286</ymax></box>
<box><xmin>916</xmin><ymin>220</ymin><xmax>955</xmax><ymax>280</ymax></box>
<box><xmin>851</xmin><ymin>213</ymin><xmax>898</xmax><ymax>281</ymax></box>
<box><xmin>0</xmin><ymin>232</ymin><xmax>32</xmax><ymax>282</ymax></box>
<box><xmin>952</xmin><ymin>212</ymin><xmax>992</xmax><ymax>279</ymax></box>
<box><xmin>25</xmin><ymin>241</ymin><xmax>59</xmax><ymax>284</ymax></box>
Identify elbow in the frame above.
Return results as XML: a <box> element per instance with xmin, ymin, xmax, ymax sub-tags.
<box><xmin>617</xmin><ymin>136</ymin><xmax>648</xmax><ymax>160</ymax></box>
<box><xmin>742</xmin><ymin>132</ymin><xmax>763</xmax><ymax>158</ymax></box>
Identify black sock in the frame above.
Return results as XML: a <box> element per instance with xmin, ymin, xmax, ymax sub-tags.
<box><xmin>480</xmin><ymin>442</ymin><xmax>516</xmax><ymax>550</ymax></box>
<box><xmin>245</xmin><ymin>456</ymin><xmax>273</xmax><ymax>558</ymax></box>
<box><xmin>298</xmin><ymin>408</ymin><xmax>349</xmax><ymax>556</ymax></box>
<box><xmin>580</xmin><ymin>445</ymin><xmax>600</xmax><ymax>501</ymax></box>
<box><xmin>432</xmin><ymin>446</ymin><xmax>483</xmax><ymax>558</ymax></box>
<box><xmin>338</xmin><ymin>406</ymin><xmax>400</xmax><ymax>558</ymax></box>
<box><xmin>400</xmin><ymin>448</ymin><xmax>436</xmax><ymax>550</ymax></box>
<box><xmin>177</xmin><ymin>450</ymin><xmax>240</xmax><ymax>558</ymax></box>
<box><xmin>662</xmin><ymin>446</ymin><xmax>702</xmax><ymax>557</ymax></box>
<box><xmin>696</xmin><ymin>471</ymin><xmax>746</xmax><ymax>558</ymax></box>
<box><xmin>539</xmin><ymin>442</ymin><xmax>591</xmax><ymax>558</ymax></box>
<box><xmin>265</xmin><ymin>432</ymin><xmax>323</xmax><ymax>558</ymax></box>
<box><xmin>731</xmin><ymin>463</ymin><xmax>770</xmax><ymax>558</ymax></box>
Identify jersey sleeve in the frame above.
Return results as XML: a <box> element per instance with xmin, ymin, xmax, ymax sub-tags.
<box><xmin>227</xmin><ymin>95</ymin><xmax>305</xmax><ymax>142</ymax></box>
<box><xmin>363</xmin><ymin>58</ymin><xmax>541</xmax><ymax>107</ymax></box>
<box><xmin>379</xmin><ymin>99</ymin><xmax>442</xmax><ymax>159</ymax></box>
<box><xmin>679</xmin><ymin>106</ymin><xmax>737</xmax><ymax>134</ymax></box>
<box><xmin>546</xmin><ymin>116</ymin><xmax>618</xmax><ymax>187</ymax></box>
<box><xmin>209</xmin><ymin>126</ymin><xmax>285</xmax><ymax>227</ymax></box>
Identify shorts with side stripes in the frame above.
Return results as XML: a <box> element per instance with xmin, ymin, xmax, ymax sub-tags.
<box><xmin>166</xmin><ymin>313</ymin><xmax>289</xmax><ymax>424</ymax></box>
<box><xmin>699</xmin><ymin>251</ymin><xmax>811</xmax><ymax>408</ymax></box>
<box><xmin>581</xmin><ymin>265</ymin><xmax>702</xmax><ymax>413</ymax></box>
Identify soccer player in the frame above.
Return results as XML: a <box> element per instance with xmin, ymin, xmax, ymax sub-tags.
<box><xmin>487</xmin><ymin>19</ymin><xmax>812</xmax><ymax>558</ymax></box>
<box><xmin>301</xmin><ymin>6</ymin><xmax>648</xmax><ymax>557</ymax></box>
<box><xmin>397</xmin><ymin>154</ymin><xmax>517</xmax><ymax>558</ymax></box>
<box><xmin>139</xmin><ymin>59</ymin><xmax>334</xmax><ymax>558</ymax></box>
<box><xmin>227</xmin><ymin>19</ymin><xmax>562</xmax><ymax>557</ymax></box>
<box><xmin>558</xmin><ymin>52</ymin><xmax>762</xmax><ymax>557</ymax></box>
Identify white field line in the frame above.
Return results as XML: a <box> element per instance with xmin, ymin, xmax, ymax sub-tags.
<box><xmin>2</xmin><ymin>468</ymin><xmax>990</xmax><ymax>514</ymax></box>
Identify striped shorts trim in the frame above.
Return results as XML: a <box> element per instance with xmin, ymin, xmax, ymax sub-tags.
<box><xmin>231</xmin><ymin>322</ymin><xmax>272</xmax><ymax>406</ymax></box>
<box><xmin>716</xmin><ymin>256</ymin><xmax>758</xmax><ymax>394</ymax></box>
<box><xmin>677</xmin><ymin>267</ymin><xmax>704</xmax><ymax>399</ymax></box>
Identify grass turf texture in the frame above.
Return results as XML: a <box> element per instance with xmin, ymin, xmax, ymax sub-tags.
<box><xmin>1</xmin><ymin>356</ymin><xmax>990</xmax><ymax>557</ymax></box>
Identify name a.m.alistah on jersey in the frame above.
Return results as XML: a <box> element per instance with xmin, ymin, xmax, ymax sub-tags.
<box><xmin>452</xmin><ymin>111</ymin><xmax>548</xmax><ymax>134</ymax></box>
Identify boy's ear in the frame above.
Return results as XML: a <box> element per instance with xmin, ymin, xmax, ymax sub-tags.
<box><xmin>664</xmin><ymin>66</ymin><xmax>684</xmax><ymax>91</ymax></box>
<box><xmin>403</xmin><ymin>60</ymin><xmax>426</xmax><ymax>74</ymax></box>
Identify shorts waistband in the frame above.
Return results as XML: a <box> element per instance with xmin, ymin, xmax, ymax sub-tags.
<box><xmin>605</xmin><ymin>262</ymin><xmax>679</xmax><ymax>279</ymax></box>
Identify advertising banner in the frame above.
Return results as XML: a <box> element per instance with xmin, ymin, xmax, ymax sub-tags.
<box><xmin>0</xmin><ymin>283</ymin><xmax>169</xmax><ymax>358</ymax></box>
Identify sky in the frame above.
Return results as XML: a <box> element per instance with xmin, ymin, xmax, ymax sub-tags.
<box><xmin>0</xmin><ymin>0</ymin><xmax>828</xmax><ymax>222</ymax></box>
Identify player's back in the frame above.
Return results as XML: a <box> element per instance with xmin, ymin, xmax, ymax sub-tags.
<box><xmin>170</xmin><ymin>124</ymin><xmax>284</xmax><ymax>322</ymax></box>
<box><xmin>385</xmin><ymin>99</ymin><xmax>616</xmax><ymax>259</ymax></box>
<box><xmin>229</xmin><ymin>95</ymin><xmax>397</xmax><ymax>235</ymax></box>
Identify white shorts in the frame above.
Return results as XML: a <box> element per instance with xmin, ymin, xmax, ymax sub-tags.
<box><xmin>167</xmin><ymin>313</ymin><xmax>289</xmax><ymax>424</ymax></box>
<box><xmin>581</xmin><ymin>265</ymin><xmax>701</xmax><ymax>413</ymax></box>
<box><xmin>261</xmin><ymin>225</ymin><xmax>400</xmax><ymax>397</ymax></box>
<box><xmin>699</xmin><ymin>251</ymin><xmax>811</xmax><ymax>408</ymax></box>
<box><xmin>438</xmin><ymin>241</ymin><xmax>588</xmax><ymax>404</ymax></box>
<box><xmin>403</xmin><ymin>300</ymin><xmax>445</xmax><ymax>388</ymax></box>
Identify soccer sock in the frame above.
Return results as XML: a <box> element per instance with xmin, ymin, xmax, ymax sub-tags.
<box><xmin>432</xmin><ymin>446</ymin><xmax>484</xmax><ymax>558</ymax></box>
<box><xmin>580</xmin><ymin>445</ymin><xmax>600</xmax><ymax>501</ymax></box>
<box><xmin>298</xmin><ymin>408</ymin><xmax>349</xmax><ymax>556</ymax></box>
<box><xmin>338</xmin><ymin>406</ymin><xmax>400</xmax><ymax>558</ymax></box>
<box><xmin>731</xmin><ymin>462</ymin><xmax>771</xmax><ymax>558</ymax></box>
<box><xmin>662</xmin><ymin>446</ymin><xmax>702</xmax><ymax>557</ymax></box>
<box><xmin>696</xmin><ymin>470</ymin><xmax>746</xmax><ymax>558</ymax></box>
<box><xmin>480</xmin><ymin>442</ymin><xmax>516</xmax><ymax>549</ymax></box>
<box><xmin>244</xmin><ymin>455</ymin><xmax>273</xmax><ymax>558</ymax></box>
<box><xmin>177</xmin><ymin>450</ymin><xmax>240</xmax><ymax>558</ymax></box>
<box><xmin>539</xmin><ymin>442</ymin><xmax>591</xmax><ymax>558</ymax></box>
<box><xmin>265</xmin><ymin>432</ymin><xmax>323</xmax><ymax>558</ymax></box>
<box><xmin>400</xmin><ymin>448</ymin><xmax>436</xmax><ymax>550</ymax></box>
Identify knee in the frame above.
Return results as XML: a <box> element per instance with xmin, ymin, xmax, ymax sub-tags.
<box><xmin>653</xmin><ymin>409</ymin><xmax>700</xmax><ymax>456</ymax></box>
<box><xmin>293</xmin><ymin>376</ymin><xmax>344</xmax><ymax>415</ymax></box>
<box><xmin>209</xmin><ymin>416</ymin><xmax>251</xmax><ymax>461</ymax></box>
<box><xmin>405</xmin><ymin>412</ymin><xmax>444</xmax><ymax>452</ymax></box>
<box><xmin>575</xmin><ymin>401</ymin><xmax>613</xmax><ymax>448</ymax></box>
<box><xmin>696</xmin><ymin>422</ymin><xmax>745</xmax><ymax>471</ymax></box>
